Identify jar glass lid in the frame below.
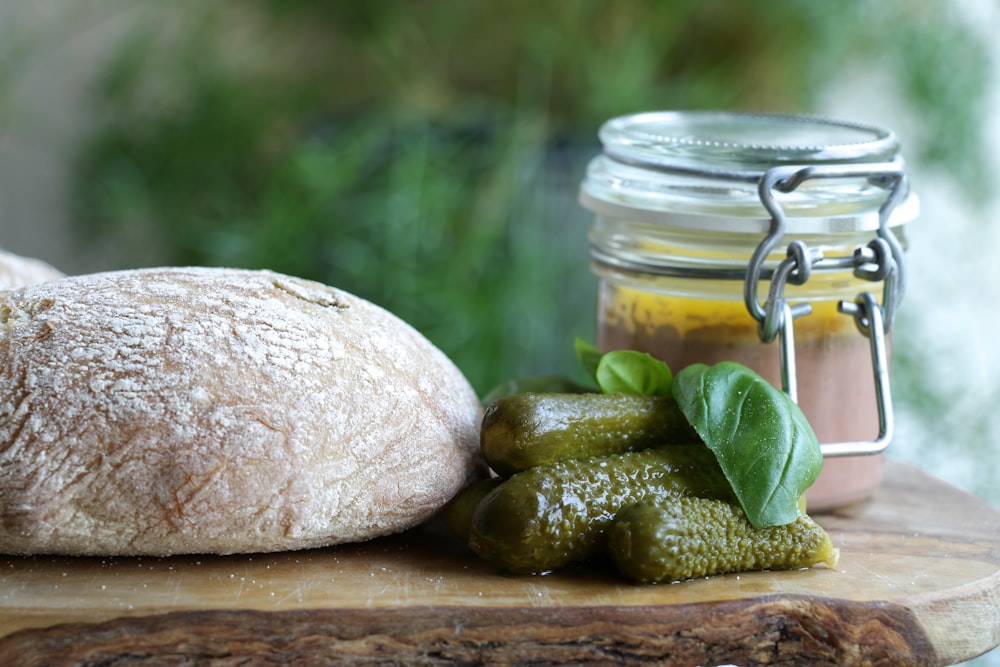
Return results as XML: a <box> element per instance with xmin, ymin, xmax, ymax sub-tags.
<box><xmin>580</xmin><ymin>110</ymin><xmax>916</xmax><ymax>234</ymax></box>
<box><xmin>599</xmin><ymin>111</ymin><xmax>900</xmax><ymax>173</ymax></box>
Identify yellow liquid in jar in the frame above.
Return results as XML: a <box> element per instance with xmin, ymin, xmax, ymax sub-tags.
<box><xmin>596</xmin><ymin>283</ymin><xmax>884</xmax><ymax>510</ymax></box>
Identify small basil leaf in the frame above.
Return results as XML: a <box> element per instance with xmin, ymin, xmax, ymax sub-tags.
<box><xmin>672</xmin><ymin>361</ymin><xmax>822</xmax><ymax>528</ymax></box>
<box><xmin>574</xmin><ymin>338</ymin><xmax>604</xmax><ymax>385</ymax></box>
<box><xmin>595</xmin><ymin>350</ymin><xmax>673</xmax><ymax>396</ymax></box>
<box><xmin>480</xmin><ymin>375</ymin><xmax>594</xmax><ymax>405</ymax></box>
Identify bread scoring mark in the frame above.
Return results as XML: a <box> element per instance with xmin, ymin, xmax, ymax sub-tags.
<box><xmin>0</xmin><ymin>298</ymin><xmax>55</xmax><ymax>326</ymax></box>
<box><xmin>0</xmin><ymin>389</ymin><xmax>34</xmax><ymax>457</ymax></box>
<box><xmin>270</xmin><ymin>277</ymin><xmax>348</xmax><ymax>311</ymax></box>
<box><xmin>34</xmin><ymin>321</ymin><xmax>55</xmax><ymax>342</ymax></box>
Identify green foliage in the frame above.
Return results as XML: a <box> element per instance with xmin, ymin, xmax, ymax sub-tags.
<box><xmin>82</xmin><ymin>109</ymin><xmax>594</xmax><ymax>393</ymax></box>
<box><xmin>71</xmin><ymin>1</ymin><xmax>990</xmax><ymax>393</ymax></box>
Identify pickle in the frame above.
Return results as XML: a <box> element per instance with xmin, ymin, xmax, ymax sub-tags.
<box><xmin>480</xmin><ymin>392</ymin><xmax>701</xmax><ymax>477</ymax></box>
<box><xmin>608</xmin><ymin>496</ymin><xmax>839</xmax><ymax>584</ymax></box>
<box><xmin>467</xmin><ymin>445</ymin><xmax>733</xmax><ymax>574</ymax></box>
<box><xmin>445</xmin><ymin>477</ymin><xmax>504</xmax><ymax>544</ymax></box>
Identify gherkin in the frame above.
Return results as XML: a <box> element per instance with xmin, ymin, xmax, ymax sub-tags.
<box><xmin>480</xmin><ymin>392</ymin><xmax>701</xmax><ymax>477</ymax></box>
<box><xmin>467</xmin><ymin>446</ymin><xmax>734</xmax><ymax>574</ymax></box>
<box><xmin>446</xmin><ymin>477</ymin><xmax>503</xmax><ymax>544</ymax></box>
<box><xmin>608</xmin><ymin>496</ymin><xmax>839</xmax><ymax>584</ymax></box>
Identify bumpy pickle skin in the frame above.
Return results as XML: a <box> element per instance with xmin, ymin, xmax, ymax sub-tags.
<box><xmin>608</xmin><ymin>496</ymin><xmax>839</xmax><ymax>584</ymax></box>
<box><xmin>480</xmin><ymin>392</ymin><xmax>701</xmax><ymax>477</ymax></box>
<box><xmin>467</xmin><ymin>445</ymin><xmax>734</xmax><ymax>575</ymax></box>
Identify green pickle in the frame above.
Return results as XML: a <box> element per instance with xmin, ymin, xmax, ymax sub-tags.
<box><xmin>467</xmin><ymin>446</ymin><xmax>734</xmax><ymax>574</ymax></box>
<box><xmin>608</xmin><ymin>496</ymin><xmax>839</xmax><ymax>584</ymax></box>
<box><xmin>480</xmin><ymin>392</ymin><xmax>701</xmax><ymax>477</ymax></box>
<box><xmin>445</xmin><ymin>477</ymin><xmax>504</xmax><ymax>544</ymax></box>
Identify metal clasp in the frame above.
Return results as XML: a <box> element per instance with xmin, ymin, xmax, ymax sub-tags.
<box><xmin>744</xmin><ymin>159</ymin><xmax>908</xmax><ymax>458</ymax></box>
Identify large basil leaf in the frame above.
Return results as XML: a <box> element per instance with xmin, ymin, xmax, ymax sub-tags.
<box><xmin>672</xmin><ymin>361</ymin><xmax>822</xmax><ymax>528</ymax></box>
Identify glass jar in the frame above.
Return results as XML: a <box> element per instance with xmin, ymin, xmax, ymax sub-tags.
<box><xmin>579</xmin><ymin>111</ymin><xmax>917</xmax><ymax>511</ymax></box>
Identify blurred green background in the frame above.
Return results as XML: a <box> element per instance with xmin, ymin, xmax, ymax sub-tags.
<box><xmin>1</xmin><ymin>3</ymin><xmax>995</xmax><ymax>434</ymax></box>
<box><xmin>47</xmin><ymin>1</ymin><xmax>993</xmax><ymax>394</ymax></box>
<box><xmin>1</xmin><ymin>2</ymin><xmax>998</xmax><ymax>662</ymax></box>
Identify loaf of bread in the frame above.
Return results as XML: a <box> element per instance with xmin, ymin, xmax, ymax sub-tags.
<box><xmin>0</xmin><ymin>267</ymin><xmax>484</xmax><ymax>556</ymax></box>
<box><xmin>0</xmin><ymin>248</ymin><xmax>64</xmax><ymax>289</ymax></box>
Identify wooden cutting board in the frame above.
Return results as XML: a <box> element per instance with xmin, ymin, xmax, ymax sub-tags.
<box><xmin>0</xmin><ymin>460</ymin><xmax>997</xmax><ymax>666</ymax></box>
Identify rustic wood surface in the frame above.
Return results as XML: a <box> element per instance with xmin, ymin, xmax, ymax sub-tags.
<box><xmin>0</xmin><ymin>460</ymin><xmax>997</xmax><ymax>666</ymax></box>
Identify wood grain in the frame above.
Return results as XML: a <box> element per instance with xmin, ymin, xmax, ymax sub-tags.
<box><xmin>0</xmin><ymin>599</ymin><xmax>938</xmax><ymax>666</ymax></box>
<box><xmin>0</xmin><ymin>461</ymin><xmax>996</xmax><ymax>666</ymax></box>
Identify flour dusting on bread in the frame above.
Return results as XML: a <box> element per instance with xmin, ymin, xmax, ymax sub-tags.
<box><xmin>0</xmin><ymin>267</ymin><xmax>483</xmax><ymax>556</ymax></box>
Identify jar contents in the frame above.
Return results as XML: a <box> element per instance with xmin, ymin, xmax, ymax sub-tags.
<box><xmin>596</xmin><ymin>282</ymin><xmax>883</xmax><ymax>511</ymax></box>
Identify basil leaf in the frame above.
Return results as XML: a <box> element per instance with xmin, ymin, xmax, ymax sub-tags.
<box><xmin>672</xmin><ymin>361</ymin><xmax>822</xmax><ymax>528</ymax></box>
<box><xmin>574</xmin><ymin>337</ymin><xmax>604</xmax><ymax>385</ymax></box>
<box><xmin>595</xmin><ymin>350</ymin><xmax>673</xmax><ymax>397</ymax></box>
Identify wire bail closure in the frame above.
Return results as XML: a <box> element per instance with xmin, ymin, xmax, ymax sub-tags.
<box><xmin>595</xmin><ymin>142</ymin><xmax>910</xmax><ymax>459</ymax></box>
<box><xmin>744</xmin><ymin>159</ymin><xmax>909</xmax><ymax>458</ymax></box>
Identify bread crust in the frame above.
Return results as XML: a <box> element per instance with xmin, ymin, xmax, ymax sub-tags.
<box><xmin>0</xmin><ymin>248</ymin><xmax>64</xmax><ymax>289</ymax></box>
<box><xmin>0</xmin><ymin>267</ymin><xmax>484</xmax><ymax>556</ymax></box>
